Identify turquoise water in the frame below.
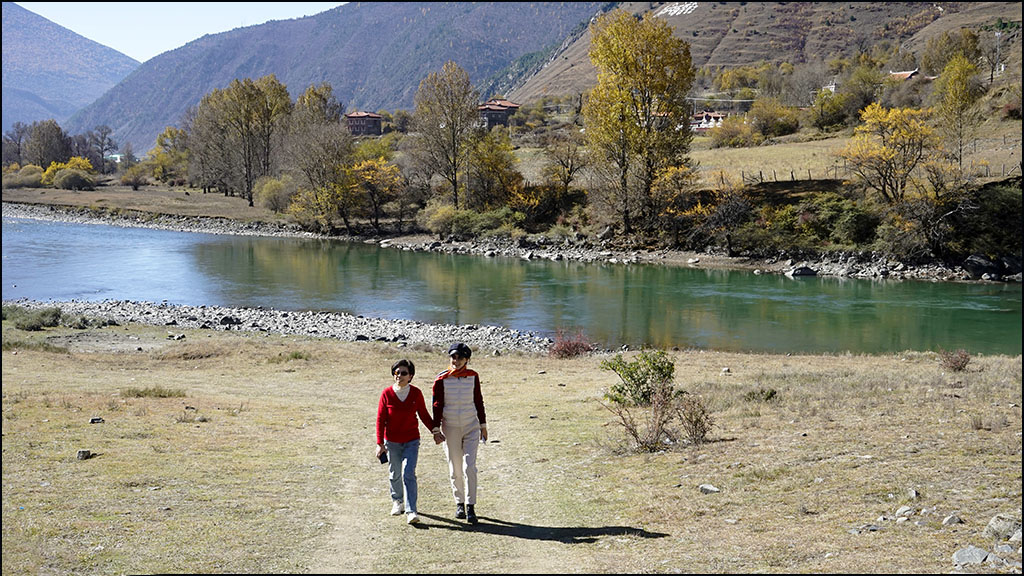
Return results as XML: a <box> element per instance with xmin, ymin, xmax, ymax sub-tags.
<box><xmin>3</xmin><ymin>217</ymin><xmax>1020</xmax><ymax>355</ymax></box>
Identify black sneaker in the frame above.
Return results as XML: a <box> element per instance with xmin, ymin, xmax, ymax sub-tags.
<box><xmin>455</xmin><ymin>503</ymin><xmax>466</xmax><ymax>519</ymax></box>
<box><xmin>466</xmin><ymin>504</ymin><xmax>478</xmax><ymax>525</ymax></box>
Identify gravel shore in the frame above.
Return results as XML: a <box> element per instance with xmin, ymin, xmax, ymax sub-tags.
<box><xmin>4</xmin><ymin>298</ymin><xmax>555</xmax><ymax>355</ymax></box>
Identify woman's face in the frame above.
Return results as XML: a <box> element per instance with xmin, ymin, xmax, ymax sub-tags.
<box><xmin>449</xmin><ymin>353</ymin><xmax>468</xmax><ymax>370</ymax></box>
<box><xmin>393</xmin><ymin>366</ymin><xmax>412</xmax><ymax>386</ymax></box>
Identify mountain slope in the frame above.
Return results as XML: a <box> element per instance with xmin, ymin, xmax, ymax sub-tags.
<box><xmin>1</xmin><ymin>2</ymin><xmax>139</xmax><ymax>132</ymax></box>
<box><xmin>65</xmin><ymin>2</ymin><xmax>606</xmax><ymax>153</ymax></box>
<box><xmin>511</xmin><ymin>1</ymin><xmax>1023</xmax><ymax>103</ymax></box>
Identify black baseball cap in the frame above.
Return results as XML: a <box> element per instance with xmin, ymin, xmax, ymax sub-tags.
<box><xmin>448</xmin><ymin>342</ymin><xmax>472</xmax><ymax>358</ymax></box>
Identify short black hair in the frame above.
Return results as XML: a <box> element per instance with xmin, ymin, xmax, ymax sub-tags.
<box><xmin>391</xmin><ymin>359</ymin><xmax>415</xmax><ymax>376</ymax></box>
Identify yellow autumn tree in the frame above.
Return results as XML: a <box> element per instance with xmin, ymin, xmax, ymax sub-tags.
<box><xmin>839</xmin><ymin>103</ymin><xmax>937</xmax><ymax>204</ymax></box>
<box><xmin>348</xmin><ymin>157</ymin><xmax>402</xmax><ymax>234</ymax></box>
<box><xmin>933</xmin><ymin>53</ymin><xmax>984</xmax><ymax>172</ymax></box>
<box><xmin>583</xmin><ymin>9</ymin><xmax>695</xmax><ymax>235</ymax></box>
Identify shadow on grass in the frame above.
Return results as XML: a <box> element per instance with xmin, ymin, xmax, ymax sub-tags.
<box><xmin>416</xmin><ymin>513</ymin><xmax>669</xmax><ymax>543</ymax></box>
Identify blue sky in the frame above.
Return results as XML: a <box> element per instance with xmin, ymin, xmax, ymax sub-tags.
<box><xmin>16</xmin><ymin>2</ymin><xmax>343</xmax><ymax>62</ymax></box>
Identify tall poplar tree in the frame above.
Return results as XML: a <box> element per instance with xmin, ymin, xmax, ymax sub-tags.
<box><xmin>934</xmin><ymin>54</ymin><xmax>984</xmax><ymax>171</ymax></box>
<box><xmin>583</xmin><ymin>10</ymin><xmax>695</xmax><ymax>235</ymax></box>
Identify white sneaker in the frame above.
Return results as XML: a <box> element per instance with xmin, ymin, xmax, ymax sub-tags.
<box><xmin>390</xmin><ymin>501</ymin><xmax>404</xmax><ymax>516</ymax></box>
<box><xmin>406</xmin><ymin>512</ymin><xmax>420</xmax><ymax>524</ymax></box>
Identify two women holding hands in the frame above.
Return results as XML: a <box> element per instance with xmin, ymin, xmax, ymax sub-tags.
<box><xmin>374</xmin><ymin>343</ymin><xmax>486</xmax><ymax>526</ymax></box>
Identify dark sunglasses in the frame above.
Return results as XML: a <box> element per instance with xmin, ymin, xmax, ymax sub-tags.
<box><xmin>394</xmin><ymin>370</ymin><xmax>410</xmax><ymax>376</ymax></box>
<box><xmin>449</xmin><ymin>354</ymin><xmax>466</xmax><ymax>360</ymax></box>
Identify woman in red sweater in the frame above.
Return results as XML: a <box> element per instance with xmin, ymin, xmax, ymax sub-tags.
<box><xmin>375</xmin><ymin>359</ymin><xmax>442</xmax><ymax>524</ymax></box>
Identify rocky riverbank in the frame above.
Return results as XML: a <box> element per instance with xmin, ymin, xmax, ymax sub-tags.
<box><xmin>4</xmin><ymin>298</ymin><xmax>555</xmax><ymax>354</ymax></box>
<box><xmin>6</xmin><ymin>200</ymin><xmax>1018</xmax><ymax>283</ymax></box>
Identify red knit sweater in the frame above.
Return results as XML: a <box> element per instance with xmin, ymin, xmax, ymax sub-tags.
<box><xmin>376</xmin><ymin>385</ymin><xmax>435</xmax><ymax>445</ymax></box>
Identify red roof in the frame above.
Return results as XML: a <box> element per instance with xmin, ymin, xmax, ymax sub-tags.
<box><xmin>345</xmin><ymin>111</ymin><xmax>382</xmax><ymax>119</ymax></box>
<box><xmin>483</xmin><ymin>98</ymin><xmax>520</xmax><ymax>109</ymax></box>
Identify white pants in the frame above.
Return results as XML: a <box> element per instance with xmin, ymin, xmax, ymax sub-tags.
<box><xmin>441</xmin><ymin>422</ymin><xmax>480</xmax><ymax>505</ymax></box>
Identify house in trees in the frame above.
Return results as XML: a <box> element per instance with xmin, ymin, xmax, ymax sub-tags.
<box><xmin>690</xmin><ymin>110</ymin><xmax>726</xmax><ymax>132</ymax></box>
<box><xmin>478</xmin><ymin>98</ymin><xmax>520</xmax><ymax>128</ymax></box>
<box><xmin>345</xmin><ymin>111</ymin><xmax>383</xmax><ymax>136</ymax></box>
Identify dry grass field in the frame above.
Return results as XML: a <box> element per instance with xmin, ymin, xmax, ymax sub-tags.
<box><xmin>686</xmin><ymin>116</ymin><xmax>1022</xmax><ymax>188</ymax></box>
<box><xmin>2</xmin><ymin>321</ymin><xmax>1020</xmax><ymax>574</ymax></box>
<box><xmin>1</xmin><ymin>182</ymin><xmax>284</xmax><ymax>222</ymax></box>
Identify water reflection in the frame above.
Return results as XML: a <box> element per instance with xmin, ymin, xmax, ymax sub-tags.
<box><xmin>3</xmin><ymin>218</ymin><xmax>1021</xmax><ymax>355</ymax></box>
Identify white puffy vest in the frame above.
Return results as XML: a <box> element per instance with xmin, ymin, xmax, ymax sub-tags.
<box><xmin>441</xmin><ymin>372</ymin><xmax>479</xmax><ymax>429</ymax></box>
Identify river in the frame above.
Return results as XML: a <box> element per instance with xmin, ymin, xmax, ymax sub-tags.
<box><xmin>2</xmin><ymin>217</ymin><xmax>1021</xmax><ymax>355</ymax></box>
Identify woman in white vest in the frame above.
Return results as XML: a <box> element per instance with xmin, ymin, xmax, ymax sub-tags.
<box><xmin>431</xmin><ymin>342</ymin><xmax>487</xmax><ymax>524</ymax></box>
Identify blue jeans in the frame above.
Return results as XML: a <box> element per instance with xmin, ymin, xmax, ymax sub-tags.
<box><xmin>385</xmin><ymin>438</ymin><xmax>420</xmax><ymax>513</ymax></box>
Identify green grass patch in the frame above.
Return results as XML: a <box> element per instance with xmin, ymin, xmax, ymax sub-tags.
<box><xmin>120</xmin><ymin>385</ymin><xmax>186</xmax><ymax>398</ymax></box>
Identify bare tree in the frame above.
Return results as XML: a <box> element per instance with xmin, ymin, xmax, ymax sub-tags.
<box><xmin>24</xmin><ymin>119</ymin><xmax>71</xmax><ymax>168</ymax></box>
<box><xmin>542</xmin><ymin>129</ymin><xmax>589</xmax><ymax>197</ymax></box>
<box><xmin>413</xmin><ymin>61</ymin><xmax>480</xmax><ymax>209</ymax></box>
<box><xmin>89</xmin><ymin>125</ymin><xmax>117</xmax><ymax>174</ymax></box>
<box><xmin>3</xmin><ymin>122</ymin><xmax>31</xmax><ymax>165</ymax></box>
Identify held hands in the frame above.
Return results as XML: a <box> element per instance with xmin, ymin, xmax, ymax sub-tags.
<box><xmin>432</xmin><ymin>431</ymin><xmax>445</xmax><ymax>445</ymax></box>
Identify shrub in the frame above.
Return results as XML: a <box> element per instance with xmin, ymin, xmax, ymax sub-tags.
<box><xmin>254</xmin><ymin>175</ymin><xmax>297</xmax><ymax>213</ymax></box>
<box><xmin>811</xmin><ymin>90</ymin><xmax>850</xmax><ymax>131</ymax></box>
<box><xmin>749</xmin><ymin>97</ymin><xmax>800</xmax><ymax>138</ymax></box>
<box><xmin>604</xmin><ymin>381</ymin><xmax>681</xmax><ymax>452</ymax></box>
<box><xmin>11</xmin><ymin>307</ymin><xmax>62</xmax><ymax>331</ymax></box>
<box><xmin>121</xmin><ymin>386</ymin><xmax>186</xmax><ymax>398</ymax></box>
<box><xmin>600</xmin><ymin>349</ymin><xmax>715</xmax><ymax>452</ymax></box>
<box><xmin>710</xmin><ymin>116</ymin><xmax>763</xmax><ymax>148</ymax></box>
<box><xmin>66</xmin><ymin>314</ymin><xmax>97</xmax><ymax>329</ymax></box>
<box><xmin>600</xmin><ymin>349</ymin><xmax>675</xmax><ymax>406</ymax></box>
<box><xmin>421</xmin><ymin>202</ymin><xmax>458</xmax><ymax>239</ymax></box>
<box><xmin>1</xmin><ymin>164</ymin><xmax>44</xmax><ymax>189</ymax></box>
<box><xmin>743</xmin><ymin>387</ymin><xmax>778</xmax><ymax>403</ymax></box>
<box><xmin>120</xmin><ymin>164</ymin><xmax>150</xmax><ymax>190</ymax></box>
<box><xmin>482</xmin><ymin>222</ymin><xmax>527</xmax><ymax>240</ymax></box>
<box><xmin>549</xmin><ymin>329</ymin><xmax>595</xmax><ymax>359</ymax></box>
<box><xmin>421</xmin><ymin>202</ymin><xmax>523</xmax><ymax>240</ymax></box>
<box><xmin>42</xmin><ymin>157</ymin><xmax>94</xmax><ymax>186</ymax></box>
<box><xmin>52</xmin><ymin>168</ymin><xmax>96</xmax><ymax>191</ymax></box>
<box><xmin>677</xmin><ymin>394</ymin><xmax>714</xmax><ymax>445</ymax></box>
<box><xmin>939</xmin><ymin>348</ymin><xmax>971</xmax><ymax>372</ymax></box>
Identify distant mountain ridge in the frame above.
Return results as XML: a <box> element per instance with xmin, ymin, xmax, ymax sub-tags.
<box><xmin>8</xmin><ymin>1</ymin><xmax>1020</xmax><ymax>156</ymax></box>
<box><xmin>65</xmin><ymin>2</ymin><xmax>607</xmax><ymax>153</ymax></box>
<box><xmin>1</xmin><ymin>2</ymin><xmax>139</xmax><ymax>132</ymax></box>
